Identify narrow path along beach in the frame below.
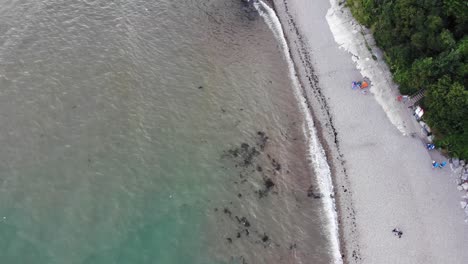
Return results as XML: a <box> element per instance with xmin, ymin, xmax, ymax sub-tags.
<box><xmin>272</xmin><ymin>0</ymin><xmax>468</xmax><ymax>263</ymax></box>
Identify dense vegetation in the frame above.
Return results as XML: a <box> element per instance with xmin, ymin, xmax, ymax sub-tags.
<box><xmin>347</xmin><ymin>0</ymin><xmax>468</xmax><ymax>159</ymax></box>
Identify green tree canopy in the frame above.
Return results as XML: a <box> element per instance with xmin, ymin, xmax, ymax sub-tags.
<box><xmin>348</xmin><ymin>0</ymin><xmax>468</xmax><ymax>158</ymax></box>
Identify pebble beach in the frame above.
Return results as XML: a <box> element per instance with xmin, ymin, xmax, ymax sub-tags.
<box><xmin>272</xmin><ymin>0</ymin><xmax>468</xmax><ymax>263</ymax></box>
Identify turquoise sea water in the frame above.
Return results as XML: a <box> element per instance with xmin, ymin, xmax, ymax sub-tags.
<box><xmin>0</xmin><ymin>0</ymin><xmax>334</xmax><ymax>263</ymax></box>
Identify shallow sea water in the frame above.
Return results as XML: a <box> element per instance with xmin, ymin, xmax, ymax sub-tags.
<box><xmin>0</xmin><ymin>0</ymin><xmax>334</xmax><ymax>263</ymax></box>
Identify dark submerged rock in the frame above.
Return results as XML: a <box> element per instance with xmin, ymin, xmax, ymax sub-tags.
<box><xmin>257</xmin><ymin>189</ymin><xmax>267</xmax><ymax>198</ymax></box>
<box><xmin>271</xmin><ymin>159</ymin><xmax>281</xmax><ymax>171</ymax></box>
<box><xmin>223</xmin><ymin>207</ymin><xmax>232</xmax><ymax>217</ymax></box>
<box><xmin>225</xmin><ymin>142</ymin><xmax>260</xmax><ymax>168</ymax></box>
<box><xmin>257</xmin><ymin>177</ymin><xmax>276</xmax><ymax>198</ymax></box>
<box><xmin>236</xmin><ymin>216</ymin><xmax>251</xmax><ymax>228</ymax></box>
<box><xmin>241</xmin><ymin>0</ymin><xmax>259</xmax><ymax>20</ymax></box>
<box><xmin>264</xmin><ymin>178</ymin><xmax>275</xmax><ymax>189</ymax></box>
<box><xmin>256</xmin><ymin>131</ymin><xmax>269</xmax><ymax>150</ymax></box>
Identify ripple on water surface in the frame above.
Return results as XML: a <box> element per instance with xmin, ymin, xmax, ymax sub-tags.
<box><xmin>0</xmin><ymin>0</ymin><xmax>334</xmax><ymax>263</ymax></box>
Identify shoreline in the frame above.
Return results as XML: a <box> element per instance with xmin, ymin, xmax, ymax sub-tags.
<box><xmin>272</xmin><ymin>0</ymin><xmax>468</xmax><ymax>263</ymax></box>
<box><xmin>269</xmin><ymin>0</ymin><xmax>358</xmax><ymax>262</ymax></box>
<box><xmin>255</xmin><ymin>2</ymin><xmax>343</xmax><ymax>263</ymax></box>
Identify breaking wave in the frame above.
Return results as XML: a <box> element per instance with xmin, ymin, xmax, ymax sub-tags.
<box><xmin>254</xmin><ymin>1</ymin><xmax>343</xmax><ymax>263</ymax></box>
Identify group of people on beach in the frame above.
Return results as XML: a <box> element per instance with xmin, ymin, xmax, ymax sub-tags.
<box><xmin>351</xmin><ymin>79</ymin><xmax>370</xmax><ymax>95</ymax></box>
<box><xmin>432</xmin><ymin>160</ymin><xmax>447</xmax><ymax>169</ymax></box>
<box><xmin>426</xmin><ymin>144</ymin><xmax>447</xmax><ymax>169</ymax></box>
<box><xmin>392</xmin><ymin>228</ymin><xmax>403</xmax><ymax>238</ymax></box>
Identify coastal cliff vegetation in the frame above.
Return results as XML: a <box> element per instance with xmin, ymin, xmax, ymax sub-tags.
<box><xmin>347</xmin><ymin>0</ymin><xmax>468</xmax><ymax>159</ymax></box>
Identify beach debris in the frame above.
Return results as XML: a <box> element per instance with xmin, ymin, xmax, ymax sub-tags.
<box><xmin>432</xmin><ymin>161</ymin><xmax>440</xmax><ymax>169</ymax></box>
<box><xmin>198</xmin><ymin>86</ymin><xmax>203</xmax><ymax>89</ymax></box>
<box><xmin>396</xmin><ymin>95</ymin><xmax>409</xmax><ymax>102</ymax></box>
<box><xmin>392</xmin><ymin>228</ymin><xmax>403</xmax><ymax>238</ymax></box>
<box><xmin>351</xmin><ymin>250</ymin><xmax>360</xmax><ymax>261</ymax></box>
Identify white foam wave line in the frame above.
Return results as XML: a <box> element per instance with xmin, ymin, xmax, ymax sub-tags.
<box><xmin>325</xmin><ymin>0</ymin><xmax>409</xmax><ymax>135</ymax></box>
<box><xmin>254</xmin><ymin>1</ymin><xmax>342</xmax><ymax>263</ymax></box>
